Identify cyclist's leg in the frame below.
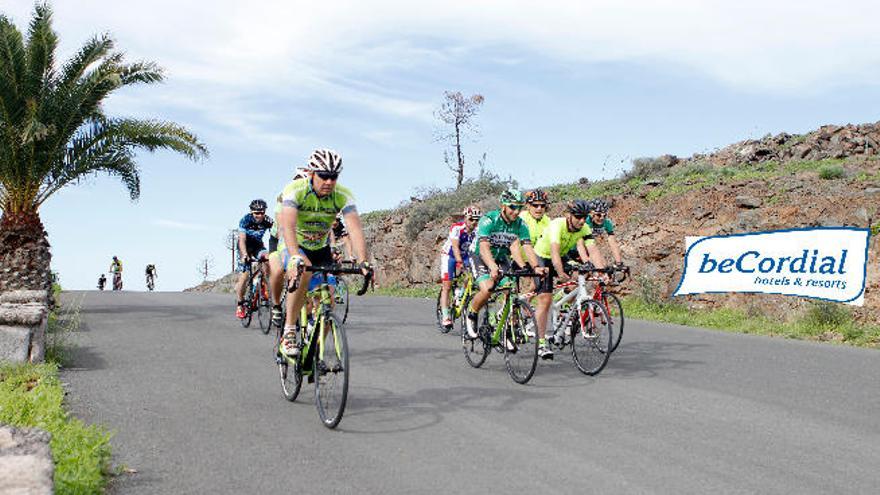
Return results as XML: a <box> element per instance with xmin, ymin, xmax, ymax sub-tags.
<box><xmin>534</xmin><ymin>256</ymin><xmax>556</xmax><ymax>358</ymax></box>
<box><xmin>439</xmin><ymin>254</ymin><xmax>455</xmax><ymax>325</ymax></box>
<box><xmin>268</xmin><ymin>252</ymin><xmax>284</xmax><ymax>306</ymax></box>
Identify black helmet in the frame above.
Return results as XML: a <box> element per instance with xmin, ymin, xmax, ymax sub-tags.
<box><xmin>566</xmin><ymin>200</ymin><xmax>590</xmax><ymax>217</ymax></box>
<box><xmin>249</xmin><ymin>199</ymin><xmax>267</xmax><ymax>212</ymax></box>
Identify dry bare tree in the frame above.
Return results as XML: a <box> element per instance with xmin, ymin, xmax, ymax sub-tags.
<box><xmin>197</xmin><ymin>255</ymin><xmax>214</xmax><ymax>282</ymax></box>
<box><xmin>224</xmin><ymin>229</ymin><xmax>238</xmax><ymax>272</ymax></box>
<box><xmin>435</xmin><ymin>91</ymin><xmax>484</xmax><ymax>189</ymax></box>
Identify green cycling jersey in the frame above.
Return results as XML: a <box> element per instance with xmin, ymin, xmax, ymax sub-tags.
<box><xmin>534</xmin><ymin>217</ymin><xmax>595</xmax><ymax>259</ymax></box>
<box><xmin>279</xmin><ymin>178</ymin><xmax>357</xmax><ymax>251</ymax></box>
<box><xmin>587</xmin><ymin>217</ymin><xmax>615</xmax><ymax>236</ymax></box>
<box><xmin>519</xmin><ymin>211</ymin><xmax>550</xmax><ymax>245</ymax></box>
<box><xmin>471</xmin><ymin>209</ymin><xmax>531</xmax><ymax>262</ymax></box>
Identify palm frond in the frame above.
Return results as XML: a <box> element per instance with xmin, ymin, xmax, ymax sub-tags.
<box><xmin>24</xmin><ymin>2</ymin><xmax>57</xmax><ymax>99</ymax></box>
<box><xmin>0</xmin><ymin>15</ymin><xmax>27</xmax><ymax>125</ymax></box>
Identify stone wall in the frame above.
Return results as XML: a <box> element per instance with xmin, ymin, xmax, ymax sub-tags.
<box><xmin>0</xmin><ymin>425</ymin><xmax>54</xmax><ymax>495</ymax></box>
<box><xmin>0</xmin><ymin>290</ymin><xmax>49</xmax><ymax>363</ymax></box>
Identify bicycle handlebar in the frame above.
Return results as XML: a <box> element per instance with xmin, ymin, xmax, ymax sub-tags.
<box><xmin>564</xmin><ymin>263</ymin><xmax>630</xmax><ymax>283</ymax></box>
<box><xmin>288</xmin><ymin>262</ymin><xmax>374</xmax><ymax>296</ymax></box>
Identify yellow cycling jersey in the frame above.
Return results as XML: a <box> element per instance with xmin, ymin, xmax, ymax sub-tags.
<box><xmin>534</xmin><ymin>217</ymin><xmax>595</xmax><ymax>259</ymax></box>
<box><xmin>519</xmin><ymin>211</ymin><xmax>550</xmax><ymax>245</ymax></box>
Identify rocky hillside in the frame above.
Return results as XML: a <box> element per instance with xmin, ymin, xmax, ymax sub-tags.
<box><xmin>363</xmin><ymin>122</ymin><xmax>880</xmax><ymax>323</ymax></box>
<box><xmin>185</xmin><ymin>272</ymin><xmax>237</xmax><ymax>293</ymax></box>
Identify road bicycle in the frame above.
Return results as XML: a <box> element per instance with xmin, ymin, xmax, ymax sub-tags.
<box><xmin>435</xmin><ymin>269</ymin><xmax>475</xmax><ymax>334</ymax></box>
<box><xmin>541</xmin><ymin>263</ymin><xmax>614</xmax><ymax>375</ymax></box>
<box><xmin>275</xmin><ymin>262</ymin><xmax>373</xmax><ymax>429</ymax></box>
<box><xmin>146</xmin><ymin>274</ymin><xmax>155</xmax><ymax>292</ymax></box>
<box><xmin>111</xmin><ymin>272</ymin><xmax>122</xmax><ymax>291</ymax></box>
<box><xmin>240</xmin><ymin>258</ymin><xmax>271</xmax><ymax>334</ymax></box>
<box><xmin>461</xmin><ymin>267</ymin><xmax>539</xmax><ymax>384</ymax></box>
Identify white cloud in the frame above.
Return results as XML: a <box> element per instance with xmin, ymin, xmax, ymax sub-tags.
<box><xmin>6</xmin><ymin>0</ymin><xmax>880</xmax><ymax>141</ymax></box>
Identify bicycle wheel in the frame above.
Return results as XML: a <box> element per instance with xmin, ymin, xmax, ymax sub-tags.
<box><xmin>605</xmin><ymin>293</ymin><xmax>624</xmax><ymax>352</ymax></box>
<box><xmin>571</xmin><ymin>299</ymin><xmax>612</xmax><ymax>376</ymax></box>
<box><xmin>314</xmin><ymin>313</ymin><xmax>349</xmax><ymax>429</ymax></box>
<box><xmin>336</xmin><ymin>277</ymin><xmax>350</xmax><ymax>324</ymax></box>
<box><xmin>276</xmin><ymin>322</ymin><xmax>302</xmax><ymax>401</ymax></box>
<box><xmin>461</xmin><ymin>295</ymin><xmax>489</xmax><ymax>368</ymax></box>
<box><xmin>504</xmin><ymin>300</ymin><xmax>539</xmax><ymax>384</ymax></box>
<box><xmin>257</xmin><ymin>279</ymin><xmax>270</xmax><ymax>334</ymax></box>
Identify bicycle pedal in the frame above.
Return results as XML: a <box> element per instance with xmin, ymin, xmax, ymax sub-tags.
<box><xmin>307</xmin><ymin>375</ymin><xmax>315</xmax><ymax>384</ymax></box>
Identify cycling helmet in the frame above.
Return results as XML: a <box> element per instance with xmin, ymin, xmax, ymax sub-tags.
<box><xmin>525</xmin><ymin>189</ymin><xmax>549</xmax><ymax>204</ymax></box>
<box><xmin>249</xmin><ymin>199</ymin><xmax>267</xmax><ymax>212</ymax></box>
<box><xmin>589</xmin><ymin>198</ymin><xmax>610</xmax><ymax>214</ymax></box>
<box><xmin>463</xmin><ymin>205</ymin><xmax>482</xmax><ymax>218</ymax></box>
<box><xmin>292</xmin><ymin>167</ymin><xmax>308</xmax><ymax>181</ymax></box>
<box><xmin>499</xmin><ymin>188</ymin><xmax>524</xmax><ymax>206</ymax></box>
<box><xmin>307</xmin><ymin>148</ymin><xmax>343</xmax><ymax>173</ymax></box>
<box><xmin>566</xmin><ymin>199</ymin><xmax>590</xmax><ymax>217</ymax></box>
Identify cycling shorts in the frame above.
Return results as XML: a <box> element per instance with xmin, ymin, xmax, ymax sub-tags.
<box><xmin>279</xmin><ymin>244</ymin><xmax>334</xmax><ymax>272</ymax></box>
<box><xmin>268</xmin><ymin>235</ymin><xmax>279</xmax><ymax>254</ymax></box>
<box><xmin>470</xmin><ymin>255</ymin><xmax>514</xmax><ymax>285</ymax></box>
<box><xmin>440</xmin><ymin>254</ymin><xmax>469</xmax><ymax>281</ymax></box>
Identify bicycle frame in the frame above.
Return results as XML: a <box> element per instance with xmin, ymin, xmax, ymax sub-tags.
<box><xmin>293</xmin><ymin>282</ymin><xmax>337</xmax><ymax>377</ymax></box>
<box><xmin>451</xmin><ymin>271</ymin><xmax>475</xmax><ymax>319</ymax></box>
<box><xmin>547</xmin><ymin>272</ymin><xmax>593</xmax><ymax>343</ymax></box>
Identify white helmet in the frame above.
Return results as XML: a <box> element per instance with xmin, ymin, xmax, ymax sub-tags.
<box><xmin>307</xmin><ymin>148</ymin><xmax>343</xmax><ymax>173</ymax></box>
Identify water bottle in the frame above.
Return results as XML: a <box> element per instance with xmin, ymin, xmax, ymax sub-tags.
<box><xmin>453</xmin><ymin>286</ymin><xmax>463</xmax><ymax>304</ymax></box>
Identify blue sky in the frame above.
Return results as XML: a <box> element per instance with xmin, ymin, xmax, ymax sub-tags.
<box><xmin>4</xmin><ymin>1</ymin><xmax>880</xmax><ymax>290</ymax></box>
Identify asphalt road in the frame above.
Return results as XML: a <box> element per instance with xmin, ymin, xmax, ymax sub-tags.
<box><xmin>60</xmin><ymin>291</ymin><xmax>880</xmax><ymax>494</ymax></box>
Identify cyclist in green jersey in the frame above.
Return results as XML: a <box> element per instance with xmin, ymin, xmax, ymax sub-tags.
<box><xmin>465</xmin><ymin>189</ymin><xmax>547</xmax><ymax>339</ymax></box>
<box><xmin>268</xmin><ymin>168</ymin><xmax>308</xmax><ymax>321</ymax></box>
<box><xmin>269</xmin><ymin>149</ymin><xmax>372</xmax><ymax>359</ymax></box>
<box><xmin>586</xmin><ymin>199</ymin><xmax>624</xmax><ymax>268</ymax></box>
<box><xmin>533</xmin><ymin>200</ymin><xmax>605</xmax><ymax>358</ymax></box>
<box><xmin>519</xmin><ymin>189</ymin><xmax>551</xmax><ymax>245</ymax></box>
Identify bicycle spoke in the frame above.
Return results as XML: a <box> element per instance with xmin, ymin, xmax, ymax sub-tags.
<box><xmin>571</xmin><ymin>300</ymin><xmax>612</xmax><ymax>376</ymax></box>
<box><xmin>504</xmin><ymin>302</ymin><xmax>539</xmax><ymax>384</ymax></box>
<box><xmin>314</xmin><ymin>314</ymin><xmax>348</xmax><ymax>428</ymax></box>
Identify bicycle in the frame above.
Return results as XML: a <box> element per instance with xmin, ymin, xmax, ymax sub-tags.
<box><xmin>435</xmin><ymin>269</ymin><xmax>475</xmax><ymax>334</ymax></box>
<box><xmin>146</xmin><ymin>274</ymin><xmax>155</xmax><ymax>291</ymax></box>
<box><xmin>240</xmin><ymin>258</ymin><xmax>271</xmax><ymax>333</ymax></box>
<box><xmin>591</xmin><ymin>265</ymin><xmax>629</xmax><ymax>352</ymax></box>
<box><xmin>540</xmin><ymin>263</ymin><xmax>614</xmax><ymax>376</ymax></box>
<box><xmin>275</xmin><ymin>262</ymin><xmax>373</xmax><ymax>429</ymax></box>
<box><xmin>461</xmin><ymin>267</ymin><xmax>540</xmax><ymax>384</ymax></box>
<box><xmin>111</xmin><ymin>272</ymin><xmax>122</xmax><ymax>291</ymax></box>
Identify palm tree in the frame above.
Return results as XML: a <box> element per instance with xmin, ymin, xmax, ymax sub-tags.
<box><xmin>0</xmin><ymin>3</ymin><xmax>208</xmax><ymax>292</ymax></box>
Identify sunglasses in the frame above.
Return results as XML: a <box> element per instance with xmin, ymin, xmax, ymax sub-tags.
<box><xmin>467</xmin><ymin>217</ymin><xmax>480</xmax><ymax>222</ymax></box>
<box><xmin>315</xmin><ymin>171</ymin><xmax>339</xmax><ymax>181</ymax></box>
<box><xmin>530</xmin><ymin>203</ymin><xmax>547</xmax><ymax>208</ymax></box>
<box><xmin>572</xmin><ymin>214</ymin><xmax>586</xmax><ymax>220</ymax></box>
<box><xmin>506</xmin><ymin>204</ymin><xmax>524</xmax><ymax>211</ymax></box>
<box><xmin>252</xmin><ymin>211</ymin><xmax>266</xmax><ymax>215</ymax></box>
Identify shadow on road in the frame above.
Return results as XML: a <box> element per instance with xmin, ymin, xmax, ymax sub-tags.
<box><xmin>340</xmin><ymin>384</ymin><xmax>555</xmax><ymax>435</ymax></box>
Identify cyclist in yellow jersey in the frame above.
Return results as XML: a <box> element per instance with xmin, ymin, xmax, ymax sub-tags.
<box><xmin>532</xmin><ymin>200</ymin><xmax>605</xmax><ymax>359</ymax></box>
<box><xmin>519</xmin><ymin>189</ymin><xmax>551</xmax><ymax>245</ymax></box>
<box><xmin>270</xmin><ymin>149</ymin><xmax>371</xmax><ymax>359</ymax></box>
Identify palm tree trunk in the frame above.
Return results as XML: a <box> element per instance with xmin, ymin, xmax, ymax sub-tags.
<box><xmin>0</xmin><ymin>211</ymin><xmax>52</xmax><ymax>292</ymax></box>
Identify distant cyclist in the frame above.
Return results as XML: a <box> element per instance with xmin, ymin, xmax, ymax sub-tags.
<box><xmin>109</xmin><ymin>256</ymin><xmax>123</xmax><ymax>290</ymax></box>
<box><xmin>585</xmin><ymin>199</ymin><xmax>624</xmax><ymax>268</ymax></box>
<box><xmin>235</xmin><ymin>199</ymin><xmax>274</xmax><ymax>319</ymax></box>
<box><xmin>465</xmin><ymin>189</ymin><xmax>547</xmax><ymax>340</ymax></box>
<box><xmin>438</xmin><ymin>205</ymin><xmax>481</xmax><ymax>329</ymax></box>
<box><xmin>97</xmin><ymin>273</ymin><xmax>106</xmax><ymax>291</ymax></box>
<box><xmin>145</xmin><ymin>264</ymin><xmax>157</xmax><ymax>290</ymax></box>
<box><xmin>329</xmin><ymin>213</ymin><xmax>353</xmax><ymax>261</ymax></box>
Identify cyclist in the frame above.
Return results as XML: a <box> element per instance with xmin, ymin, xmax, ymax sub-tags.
<box><xmin>272</xmin><ymin>149</ymin><xmax>371</xmax><ymax>360</ymax></box>
<box><xmin>586</xmin><ymin>199</ymin><xmax>624</xmax><ymax>268</ymax></box>
<box><xmin>268</xmin><ymin>168</ymin><xmax>309</xmax><ymax>325</ymax></box>
<box><xmin>465</xmin><ymin>189</ymin><xmax>547</xmax><ymax>341</ymax></box>
<box><xmin>520</xmin><ymin>189</ymin><xmax>551</xmax><ymax>245</ymax></box>
<box><xmin>438</xmin><ymin>205</ymin><xmax>481</xmax><ymax>329</ymax></box>
<box><xmin>97</xmin><ymin>273</ymin><xmax>106</xmax><ymax>291</ymax></box>
<box><xmin>533</xmin><ymin>200</ymin><xmax>604</xmax><ymax>359</ymax></box>
<box><xmin>145</xmin><ymin>264</ymin><xmax>157</xmax><ymax>289</ymax></box>
<box><xmin>109</xmin><ymin>256</ymin><xmax>123</xmax><ymax>290</ymax></box>
<box><xmin>235</xmin><ymin>199</ymin><xmax>274</xmax><ymax>319</ymax></box>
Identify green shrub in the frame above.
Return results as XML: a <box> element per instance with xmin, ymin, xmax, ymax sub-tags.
<box><xmin>624</xmin><ymin>156</ymin><xmax>671</xmax><ymax>180</ymax></box>
<box><xmin>633</xmin><ymin>274</ymin><xmax>665</xmax><ymax>307</ymax></box>
<box><xmin>404</xmin><ymin>170</ymin><xmax>514</xmax><ymax>239</ymax></box>
<box><xmin>803</xmin><ymin>300</ymin><xmax>851</xmax><ymax>326</ymax></box>
<box><xmin>818</xmin><ymin>164</ymin><xmax>845</xmax><ymax>180</ymax></box>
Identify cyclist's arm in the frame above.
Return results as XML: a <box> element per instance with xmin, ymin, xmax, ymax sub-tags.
<box><xmin>520</xmin><ymin>242</ymin><xmax>542</xmax><ymax>271</ymax></box>
<box><xmin>586</xmin><ymin>242</ymin><xmax>606</xmax><ymax>269</ymax></box>
<box><xmin>575</xmin><ymin>238</ymin><xmax>590</xmax><ymax>263</ymax></box>
<box><xmin>280</xmin><ymin>205</ymin><xmax>299</xmax><ymax>259</ymax></box>
<box><xmin>237</xmin><ymin>231</ymin><xmax>248</xmax><ymax>260</ymax></box>
<box><xmin>451</xmin><ymin>238</ymin><xmax>463</xmax><ymax>265</ymax></box>
<box><xmin>607</xmin><ymin>234</ymin><xmax>623</xmax><ymax>264</ymax></box>
<box><xmin>341</xmin><ymin>209</ymin><xmax>368</xmax><ymax>264</ymax></box>
<box><xmin>478</xmin><ymin>239</ymin><xmax>498</xmax><ymax>272</ymax></box>
<box><xmin>342</xmin><ymin>235</ymin><xmax>353</xmax><ymax>259</ymax></box>
<box><xmin>550</xmin><ymin>242</ymin><xmax>567</xmax><ymax>279</ymax></box>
